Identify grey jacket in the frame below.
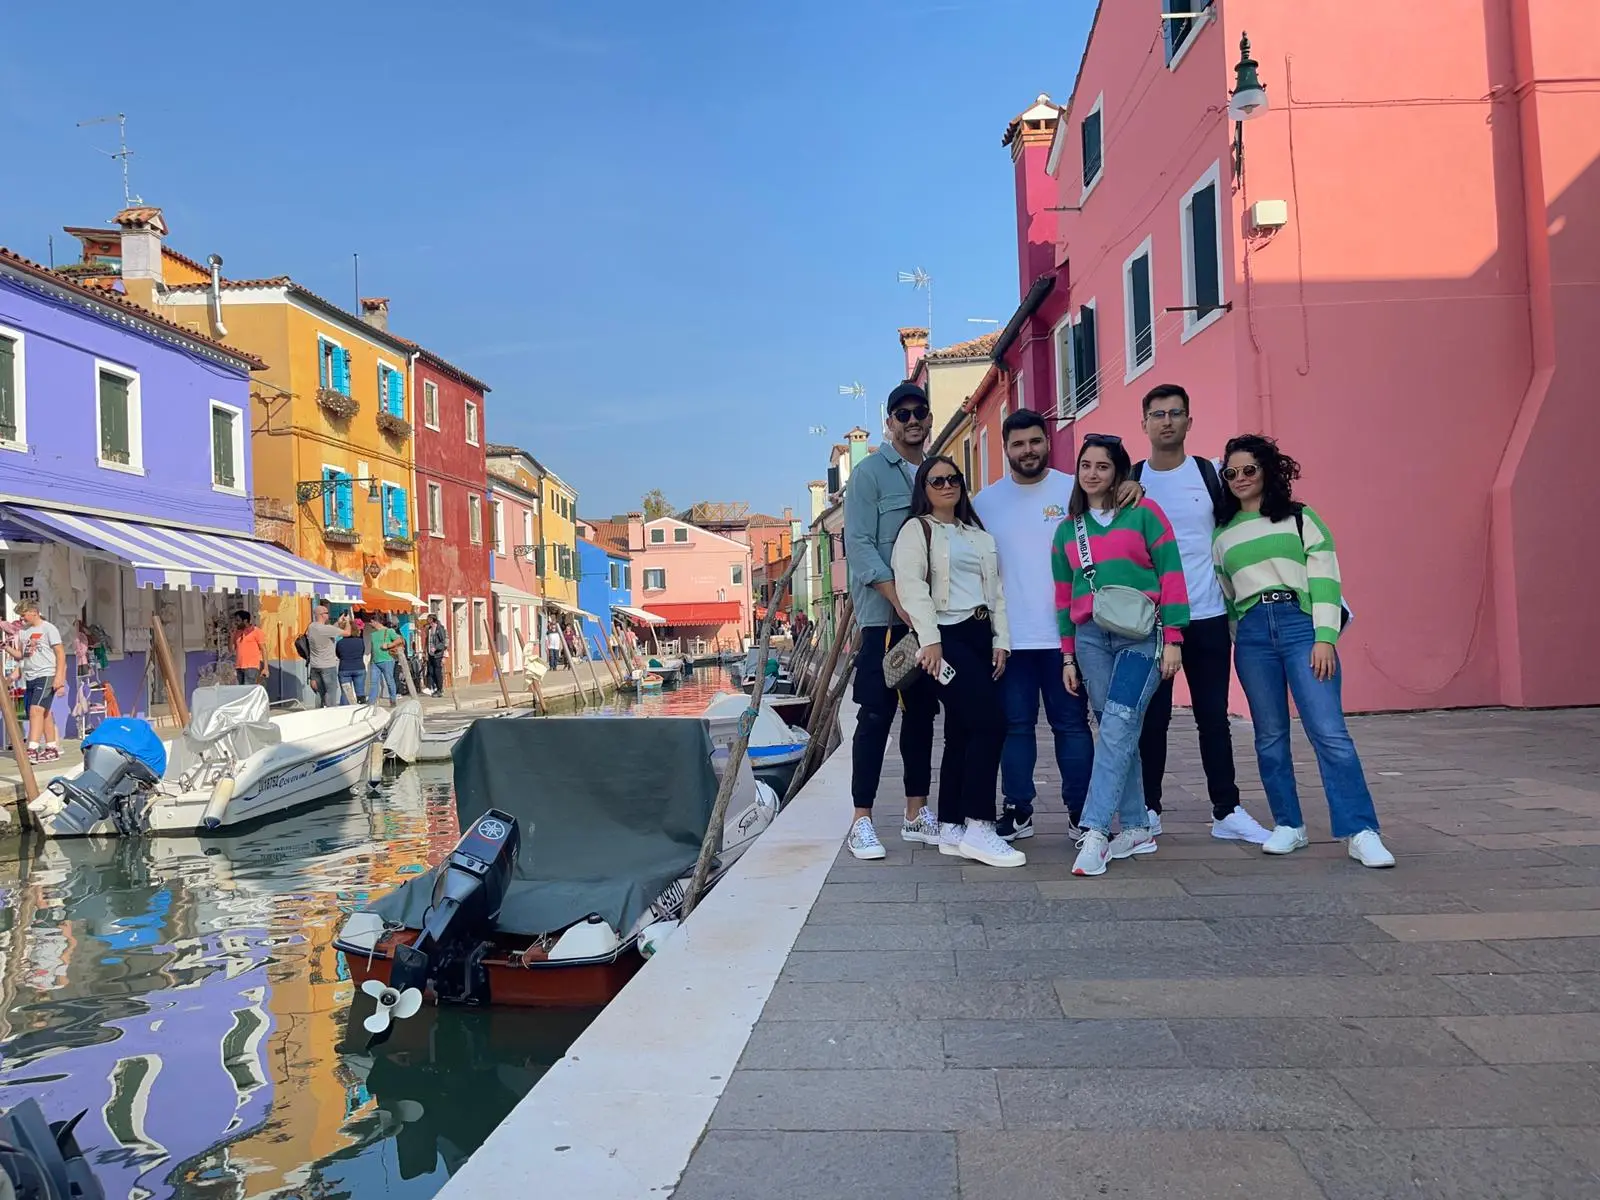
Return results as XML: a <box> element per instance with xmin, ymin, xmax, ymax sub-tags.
<box><xmin>844</xmin><ymin>442</ymin><xmax>917</xmax><ymax>628</ymax></box>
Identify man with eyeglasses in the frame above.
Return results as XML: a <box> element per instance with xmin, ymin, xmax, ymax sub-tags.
<box><xmin>840</xmin><ymin>381</ymin><xmax>941</xmax><ymax>860</ymax></box>
<box><xmin>1130</xmin><ymin>383</ymin><xmax>1271</xmax><ymax>844</ymax></box>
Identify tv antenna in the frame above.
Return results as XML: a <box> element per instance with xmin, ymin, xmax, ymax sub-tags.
<box><xmin>77</xmin><ymin>112</ymin><xmax>140</xmax><ymax>206</ymax></box>
<box><xmin>808</xmin><ymin>425</ymin><xmax>828</xmax><ymax>436</ymax></box>
<box><xmin>897</xmin><ymin>267</ymin><xmax>933</xmax><ymax>337</ymax></box>
<box><xmin>839</xmin><ymin>381</ymin><xmax>874</xmax><ymax>432</ymax></box>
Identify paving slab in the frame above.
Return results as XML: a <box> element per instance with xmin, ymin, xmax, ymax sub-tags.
<box><xmin>1284</xmin><ymin>1128</ymin><xmax>1600</xmax><ymax>1199</ymax></box>
<box><xmin>1166</xmin><ymin>1016</ymin><xmax>1484</xmax><ymax>1068</ymax></box>
<box><xmin>1330</xmin><ymin>1064</ymin><xmax>1600</xmax><ymax>1128</ymax></box>
<box><xmin>674</xmin><ymin>1132</ymin><xmax>957</xmax><ymax>1200</ymax></box>
<box><xmin>709</xmin><ymin>1068</ymin><xmax>1002</xmax><ymax>1131</ymax></box>
<box><xmin>1436</xmin><ymin>1013</ymin><xmax>1600</xmax><ymax>1063</ymax></box>
<box><xmin>1367</xmin><ymin>909</ymin><xmax>1600</xmax><ymax>941</ymax></box>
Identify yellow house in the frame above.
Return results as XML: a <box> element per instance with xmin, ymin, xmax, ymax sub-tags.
<box><xmin>485</xmin><ymin>445</ymin><xmax>579</xmax><ymax>618</ymax></box>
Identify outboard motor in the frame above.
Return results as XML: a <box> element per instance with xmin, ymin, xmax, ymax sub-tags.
<box><xmin>0</xmin><ymin>1099</ymin><xmax>105</xmax><ymax>1200</ymax></box>
<box><xmin>367</xmin><ymin>810</ymin><xmax>520</xmax><ymax>1047</ymax></box>
<box><xmin>44</xmin><ymin>718</ymin><xmax>166</xmax><ymax>836</ymax></box>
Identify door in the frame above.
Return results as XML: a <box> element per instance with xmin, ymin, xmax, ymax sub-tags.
<box><xmin>451</xmin><ymin>599</ymin><xmax>470</xmax><ymax>678</ymax></box>
<box><xmin>496</xmin><ymin>602</ymin><xmax>511</xmax><ymax>672</ymax></box>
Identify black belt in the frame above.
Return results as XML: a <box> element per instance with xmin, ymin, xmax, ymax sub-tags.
<box><xmin>1260</xmin><ymin>590</ymin><xmax>1298</xmax><ymax>604</ymax></box>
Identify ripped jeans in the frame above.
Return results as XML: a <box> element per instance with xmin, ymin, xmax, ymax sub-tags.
<box><xmin>1074</xmin><ymin>622</ymin><xmax>1164</xmax><ymax>837</ymax></box>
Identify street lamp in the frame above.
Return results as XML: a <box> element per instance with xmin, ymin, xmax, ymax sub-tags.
<box><xmin>1229</xmin><ymin>32</ymin><xmax>1269</xmax><ymax>179</ymax></box>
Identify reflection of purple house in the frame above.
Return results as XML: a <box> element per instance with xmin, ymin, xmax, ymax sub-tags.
<box><xmin>0</xmin><ymin>930</ymin><xmax>277</xmax><ymax>1200</ymax></box>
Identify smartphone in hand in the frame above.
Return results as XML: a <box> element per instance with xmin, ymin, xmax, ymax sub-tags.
<box><xmin>936</xmin><ymin>659</ymin><xmax>956</xmax><ymax>686</ymax></box>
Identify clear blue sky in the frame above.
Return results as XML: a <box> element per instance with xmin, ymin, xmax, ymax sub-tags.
<box><xmin>4</xmin><ymin>1</ymin><xmax>1092</xmax><ymax>519</ymax></box>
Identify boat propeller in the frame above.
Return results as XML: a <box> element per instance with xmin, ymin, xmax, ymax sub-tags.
<box><xmin>361</xmin><ymin>979</ymin><xmax>423</xmax><ymax>1035</ymax></box>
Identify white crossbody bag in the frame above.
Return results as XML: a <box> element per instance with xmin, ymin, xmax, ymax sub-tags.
<box><xmin>1073</xmin><ymin>515</ymin><xmax>1159</xmax><ymax>640</ymax></box>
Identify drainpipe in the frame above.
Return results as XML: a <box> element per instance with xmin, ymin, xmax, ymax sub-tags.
<box><xmin>206</xmin><ymin>254</ymin><xmax>228</xmax><ymax>337</ymax></box>
<box><xmin>1487</xmin><ymin>0</ymin><xmax>1556</xmax><ymax>708</ymax></box>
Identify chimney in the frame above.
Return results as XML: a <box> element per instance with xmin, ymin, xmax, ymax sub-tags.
<box><xmin>898</xmin><ymin>327</ymin><xmax>928</xmax><ymax>379</ymax></box>
<box><xmin>626</xmin><ymin>511</ymin><xmax>645</xmax><ymax>553</ymax></box>
<box><xmin>114</xmin><ymin>206</ymin><xmax>167</xmax><ymax>305</ymax></box>
<box><xmin>846</xmin><ymin>427</ymin><xmax>871</xmax><ymax>469</ymax></box>
<box><xmin>1003</xmin><ymin>94</ymin><xmax>1063</xmax><ymax>298</ymax></box>
<box><xmin>808</xmin><ymin>480</ymin><xmax>826</xmax><ymax>520</ymax></box>
<box><xmin>360</xmin><ymin>297</ymin><xmax>390</xmax><ymax>331</ymax></box>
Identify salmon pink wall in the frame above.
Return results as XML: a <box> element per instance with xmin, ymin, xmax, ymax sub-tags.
<box><xmin>633</xmin><ymin>517</ymin><xmax>753</xmax><ymax>647</ymax></box>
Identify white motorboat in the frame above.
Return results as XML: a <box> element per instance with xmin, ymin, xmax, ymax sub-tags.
<box><xmin>702</xmin><ymin>691</ymin><xmax>809</xmax><ymax>772</ymax></box>
<box><xmin>31</xmin><ymin>685</ymin><xmax>390</xmax><ymax>837</ymax></box>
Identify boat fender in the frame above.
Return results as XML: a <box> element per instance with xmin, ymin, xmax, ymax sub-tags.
<box><xmin>638</xmin><ymin>920</ymin><xmax>679</xmax><ymax>959</ymax></box>
<box><xmin>548</xmin><ymin>913</ymin><xmax>621</xmax><ymax>961</ymax></box>
<box><xmin>200</xmin><ymin>776</ymin><xmax>236</xmax><ymax>831</ymax></box>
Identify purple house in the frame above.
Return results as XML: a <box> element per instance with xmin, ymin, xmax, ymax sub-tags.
<box><xmin>0</xmin><ymin>246</ymin><xmax>358</xmax><ymax>731</ymax></box>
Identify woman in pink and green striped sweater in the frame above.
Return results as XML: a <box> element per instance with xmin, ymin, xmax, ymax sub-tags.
<box><xmin>1050</xmin><ymin>434</ymin><xmax>1188</xmax><ymax>878</ymax></box>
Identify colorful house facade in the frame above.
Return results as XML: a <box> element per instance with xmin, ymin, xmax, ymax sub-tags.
<box><xmin>574</xmin><ymin>519</ymin><xmax>631</xmax><ymax>658</ymax></box>
<box><xmin>484</xmin><ymin>460</ymin><xmax>542</xmax><ymax>674</ymax></box>
<box><xmin>631</xmin><ymin>514</ymin><xmax>752</xmax><ymax>654</ymax></box>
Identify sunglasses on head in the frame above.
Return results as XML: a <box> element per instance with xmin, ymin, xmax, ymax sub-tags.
<box><xmin>1221</xmin><ymin>463</ymin><xmax>1260</xmax><ymax>481</ymax></box>
<box><xmin>926</xmin><ymin>472</ymin><xmax>964</xmax><ymax>490</ymax></box>
<box><xmin>892</xmin><ymin>405</ymin><xmax>931</xmax><ymax>423</ymax></box>
<box><xmin>1080</xmin><ymin>433</ymin><xmax>1122</xmax><ymax>448</ymax></box>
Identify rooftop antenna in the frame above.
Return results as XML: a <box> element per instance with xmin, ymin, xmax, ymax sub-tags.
<box><xmin>808</xmin><ymin>425</ymin><xmax>828</xmax><ymax>436</ymax></box>
<box><xmin>967</xmin><ymin>317</ymin><xmax>999</xmax><ymax>326</ymax></box>
<box><xmin>76</xmin><ymin>113</ymin><xmax>139</xmax><ymax>206</ymax></box>
<box><xmin>897</xmin><ymin>267</ymin><xmax>933</xmax><ymax>338</ymax></box>
<box><xmin>839</xmin><ymin>381</ymin><xmax>873</xmax><ymax>433</ymax></box>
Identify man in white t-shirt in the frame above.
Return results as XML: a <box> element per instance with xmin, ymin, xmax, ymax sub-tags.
<box><xmin>971</xmin><ymin>410</ymin><xmax>1102</xmax><ymax>839</ymax></box>
<box><xmin>11</xmin><ymin>600</ymin><xmax>66</xmax><ymax>763</ymax></box>
<box><xmin>1131</xmin><ymin>384</ymin><xmax>1270</xmax><ymax>844</ymax></box>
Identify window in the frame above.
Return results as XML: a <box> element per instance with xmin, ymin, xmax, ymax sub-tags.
<box><xmin>826</xmin><ymin>464</ymin><xmax>840</xmax><ymax>494</ymax></box>
<box><xmin>673</xmin><ymin>527</ymin><xmax>688</xmax><ymax>543</ymax></box>
<box><xmin>609</xmin><ymin>562</ymin><xmax>623</xmax><ymax>589</ymax></box>
<box><xmin>978</xmin><ymin>427</ymin><xmax>989</xmax><ymax>488</ymax></box>
<box><xmin>472</xmin><ymin>599</ymin><xmax>489</xmax><ymax>653</ymax></box>
<box><xmin>1080</xmin><ymin>93</ymin><xmax>1104</xmax><ymax>195</ymax></box>
<box><xmin>87</xmin><ymin>559</ymin><xmax>124</xmax><ymax>659</ymax></box>
<box><xmin>1180</xmin><ymin>160</ymin><xmax>1227</xmax><ymax>342</ymax></box>
<box><xmin>464</xmin><ymin>400</ymin><xmax>480</xmax><ymax>446</ymax></box>
<box><xmin>317</xmin><ymin>336</ymin><xmax>350</xmax><ymax>396</ymax></box>
<box><xmin>644</xmin><ymin>568</ymin><xmax>666</xmax><ymax>591</ymax></box>
<box><xmin>1071</xmin><ymin>301</ymin><xmax>1100</xmax><ymax>416</ymax></box>
<box><xmin>1164</xmin><ymin>0</ymin><xmax>1211</xmax><ymax>68</ymax></box>
<box><xmin>427</xmin><ymin>482</ymin><xmax>444</xmax><ymax>537</ymax></box>
<box><xmin>1123</xmin><ymin>236</ymin><xmax>1155</xmax><ymax>382</ymax></box>
<box><xmin>1051</xmin><ymin>314</ymin><xmax>1074</xmax><ymax>425</ymax></box>
<box><xmin>381</xmin><ymin>483</ymin><xmax>410</xmax><ymax>539</ymax></box>
<box><xmin>321</xmin><ymin>466</ymin><xmax>354</xmax><ymax>530</ymax></box>
<box><xmin>649</xmin><ymin>527</ymin><xmax>665</xmax><ymax>544</ymax></box>
<box><xmin>378</xmin><ymin>362</ymin><xmax>405</xmax><ymax>418</ymax></box>
<box><xmin>210</xmin><ymin>402</ymin><xmax>244</xmax><ymax>491</ymax></box>
<box><xmin>422</xmin><ymin>380</ymin><xmax>440</xmax><ymax>429</ymax></box>
<box><xmin>522</xmin><ymin>510</ymin><xmax>534</xmax><ymax>550</ymax></box>
<box><xmin>962</xmin><ymin>438</ymin><xmax>972</xmax><ymax>484</ymax></box>
<box><xmin>468</xmin><ymin>493</ymin><xmax>483</xmax><ymax>544</ymax></box>
<box><xmin>732</xmin><ymin>563</ymin><xmax>744</xmax><ymax>586</ymax></box>
<box><xmin>0</xmin><ymin>326</ymin><xmax>26</xmax><ymax>448</ymax></box>
<box><xmin>491</xmin><ymin>499</ymin><xmax>505</xmax><ymax>555</ymax></box>
<box><xmin>95</xmin><ymin>362</ymin><xmax>142</xmax><ymax>471</ymax></box>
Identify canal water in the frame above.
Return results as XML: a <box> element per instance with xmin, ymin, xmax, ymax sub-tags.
<box><xmin>0</xmin><ymin>668</ymin><xmax>741</xmax><ymax>1199</ymax></box>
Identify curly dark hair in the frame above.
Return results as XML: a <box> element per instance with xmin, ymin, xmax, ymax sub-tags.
<box><xmin>1216</xmin><ymin>433</ymin><xmax>1305</xmax><ymax>525</ymax></box>
<box><xmin>909</xmin><ymin>455</ymin><xmax>984</xmax><ymax>528</ymax></box>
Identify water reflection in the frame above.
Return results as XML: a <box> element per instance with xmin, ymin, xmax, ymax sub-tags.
<box><xmin>0</xmin><ymin>669</ymin><xmax>740</xmax><ymax>1199</ymax></box>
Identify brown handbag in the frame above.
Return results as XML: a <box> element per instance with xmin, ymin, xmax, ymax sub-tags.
<box><xmin>881</xmin><ymin>519</ymin><xmax>933</xmax><ymax>689</ymax></box>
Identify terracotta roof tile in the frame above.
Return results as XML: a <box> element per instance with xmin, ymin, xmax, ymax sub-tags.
<box><xmin>925</xmin><ymin>331</ymin><xmax>1000</xmax><ymax>362</ymax></box>
<box><xmin>583</xmin><ymin>519</ymin><xmax>632</xmax><ymax>556</ymax></box>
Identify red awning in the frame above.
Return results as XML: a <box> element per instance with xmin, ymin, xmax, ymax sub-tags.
<box><xmin>644</xmin><ymin>601</ymin><xmax>743</xmax><ymax>625</ymax></box>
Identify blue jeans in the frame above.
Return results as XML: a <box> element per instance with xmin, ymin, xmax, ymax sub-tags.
<box><xmin>311</xmin><ymin>666</ymin><xmax>340</xmax><ymax>708</ymax></box>
<box><xmin>999</xmin><ymin>648</ymin><xmax>1094</xmax><ymax>822</ymax></box>
<box><xmin>369</xmin><ymin>659</ymin><xmax>397</xmax><ymax>703</ymax></box>
<box><xmin>338</xmin><ymin>670</ymin><xmax>366</xmax><ymax>705</ymax></box>
<box><xmin>1074</xmin><ymin>623</ymin><xmax>1162</xmax><ymax>836</ymax></box>
<box><xmin>1233</xmin><ymin>602</ymin><xmax>1380</xmax><ymax>838</ymax></box>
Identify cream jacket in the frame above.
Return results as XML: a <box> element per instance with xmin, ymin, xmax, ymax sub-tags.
<box><xmin>890</xmin><ymin>516</ymin><xmax>1010</xmax><ymax>652</ymax></box>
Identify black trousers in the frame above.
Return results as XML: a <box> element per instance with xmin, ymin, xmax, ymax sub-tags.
<box><xmin>851</xmin><ymin>624</ymin><xmax>937</xmax><ymax>809</ymax></box>
<box><xmin>1138</xmin><ymin>613</ymin><xmax>1241</xmax><ymax>819</ymax></box>
<box><xmin>933</xmin><ymin>617</ymin><xmax>1007</xmax><ymax>826</ymax></box>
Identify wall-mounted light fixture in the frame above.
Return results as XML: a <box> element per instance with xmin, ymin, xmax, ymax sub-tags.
<box><xmin>1230</xmin><ymin>33</ymin><xmax>1269</xmax><ymax>180</ymax></box>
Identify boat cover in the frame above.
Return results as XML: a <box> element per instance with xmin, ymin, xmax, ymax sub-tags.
<box><xmin>370</xmin><ymin>716</ymin><xmax>718</xmax><ymax>938</ymax></box>
<box><xmin>383</xmin><ymin>699</ymin><xmax>424</xmax><ymax>763</ymax></box>
<box><xmin>702</xmin><ymin>692</ymin><xmax>809</xmax><ymax>749</ymax></box>
<box><xmin>163</xmin><ymin>686</ymin><xmax>281</xmax><ymax>781</ymax></box>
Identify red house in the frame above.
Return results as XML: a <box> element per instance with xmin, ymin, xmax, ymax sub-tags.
<box><xmin>413</xmin><ymin>347</ymin><xmax>494</xmax><ymax>685</ymax></box>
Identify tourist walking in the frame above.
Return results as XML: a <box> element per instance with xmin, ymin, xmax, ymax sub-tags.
<box><xmin>425</xmin><ymin>615</ymin><xmax>449</xmax><ymax>694</ymax></box>
<box><xmin>367</xmin><ymin>614</ymin><xmax>401</xmax><ymax>705</ymax></box>
<box><xmin>1211</xmin><ymin>434</ymin><xmax>1395</xmax><ymax>868</ymax></box>
<box><xmin>231</xmin><ymin>610</ymin><xmax>267</xmax><ymax>687</ymax></box>
<box><xmin>893</xmin><ymin>456</ymin><xmax>1021</xmax><ymax>868</ymax></box>
<box><xmin>335</xmin><ymin>616</ymin><xmax>368</xmax><ymax>705</ymax></box>
<box><xmin>10</xmin><ymin>602</ymin><xmax>65</xmax><ymax>763</ymax></box>
<box><xmin>1130</xmin><ymin>384</ymin><xmax>1270</xmax><ymax>843</ymax></box>
<box><xmin>304</xmin><ymin>605</ymin><xmax>341</xmax><ymax>708</ymax></box>
<box><xmin>841</xmin><ymin>381</ymin><xmax>940</xmax><ymax>861</ymax></box>
<box><xmin>545</xmin><ymin>625</ymin><xmax>564</xmax><ymax>671</ymax></box>
<box><xmin>1051</xmin><ymin>435</ymin><xmax>1188</xmax><ymax>878</ymax></box>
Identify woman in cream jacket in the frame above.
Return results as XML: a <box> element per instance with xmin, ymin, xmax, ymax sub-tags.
<box><xmin>890</xmin><ymin>455</ymin><xmax>1020</xmax><ymax>868</ymax></box>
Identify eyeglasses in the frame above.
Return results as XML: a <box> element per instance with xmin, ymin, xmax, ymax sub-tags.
<box><xmin>1146</xmin><ymin>408</ymin><xmax>1188</xmax><ymax>421</ymax></box>
<box><xmin>1220</xmin><ymin>463</ymin><xmax>1260</xmax><ymax>481</ymax></box>
<box><xmin>892</xmin><ymin>405</ymin><xmax>931</xmax><ymax>423</ymax></box>
<box><xmin>926</xmin><ymin>474</ymin><xmax>964</xmax><ymax>490</ymax></box>
<box><xmin>1080</xmin><ymin>433</ymin><xmax>1122</xmax><ymax>448</ymax></box>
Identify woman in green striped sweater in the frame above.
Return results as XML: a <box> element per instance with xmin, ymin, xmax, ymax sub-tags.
<box><xmin>1211</xmin><ymin>434</ymin><xmax>1394</xmax><ymax>869</ymax></box>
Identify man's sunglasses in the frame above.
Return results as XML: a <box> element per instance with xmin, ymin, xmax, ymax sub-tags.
<box><xmin>926</xmin><ymin>473</ymin><xmax>964</xmax><ymax>491</ymax></box>
<box><xmin>1220</xmin><ymin>463</ymin><xmax>1260</xmax><ymax>481</ymax></box>
<box><xmin>892</xmin><ymin>405</ymin><xmax>931</xmax><ymax>423</ymax></box>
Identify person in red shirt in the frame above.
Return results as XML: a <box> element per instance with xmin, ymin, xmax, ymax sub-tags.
<box><xmin>232</xmin><ymin>610</ymin><xmax>268</xmax><ymax>687</ymax></box>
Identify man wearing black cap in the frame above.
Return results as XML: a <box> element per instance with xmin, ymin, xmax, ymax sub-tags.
<box><xmin>840</xmin><ymin>381</ymin><xmax>941</xmax><ymax>860</ymax></box>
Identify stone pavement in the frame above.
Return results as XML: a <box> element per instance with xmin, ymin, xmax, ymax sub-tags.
<box><xmin>673</xmin><ymin>707</ymin><xmax>1600</xmax><ymax>1199</ymax></box>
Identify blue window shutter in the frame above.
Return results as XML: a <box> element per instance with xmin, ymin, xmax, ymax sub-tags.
<box><xmin>322</xmin><ymin>466</ymin><xmax>336</xmax><ymax>526</ymax></box>
<box><xmin>335</xmin><ymin>348</ymin><xmax>350</xmax><ymax>395</ymax></box>
<box><xmin>390</xmin><ymin>371</ymin><xmax>405</xmax><ymax>417</ymax></box>
<box><xmin>318</xmin><ymin>339</ymin><xmax>330</xmax><ymax>389</ymax></box>
<box><xmin>336</xmin><ymin>472</ymin><xmax>354</xmax><ymax>529</ymax></box>
<box><xmin>395</xmin><ymin>486</ymin><xmax>410</xmax><ymax>536</ymax></box>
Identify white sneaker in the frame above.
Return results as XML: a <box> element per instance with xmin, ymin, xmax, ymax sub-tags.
<box><xmin>1213</xmin><ymin>806</ymin><xmax>1272</xmax><ymax>845</ymax></box>
<box><xmin>1262</xmin><ymin>825</ymin><xmax>1309</xmax><ymax>855</ymax></box>
<box><xmin>1071</xmin><ymin>829</ymin><xmax>1111</xmax><ymax>877</ymax></box>
<box><xmin>847</xmin><ymin>816</ymin><xmax>886</xmax><ymax>861</ymax></box>
<box><xmin>1108</xmin><ymin>826</ymin><xmax>1158</xmax><ymax>859</ymax></box>
<box><xmin>901</xmin><ymin>806</ymin><xmax>940</xmax><ymax>845</ymax></box>
<box><xmin>1146</xmin><ymin>809</ymin><xmax>1162</xmax><ymax>836</ymax></box>
<box><xmin>937</xmin><ymin>822</ymin><xmax>964</xmax><ymax>857</ymax></box>
<box><xmin>1347</xmin><ymin>829</ymin><xmax>1396</xmax><ymax>869</ymax></box>
<box><xmin>958</xmin><ymin>820</ymin><xmax>1026</xmax><ymax>868</ymax></box>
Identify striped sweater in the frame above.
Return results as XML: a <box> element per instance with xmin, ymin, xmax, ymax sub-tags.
<box><xmin>1050</xmin><ymin>500</ymin><xmax>1190</xmax><ymax>654</ymax></box>
<box><xmin>1211</xmin><ymin>505</ymin><xmax>1344</xmax><ymax>643</ymax></box>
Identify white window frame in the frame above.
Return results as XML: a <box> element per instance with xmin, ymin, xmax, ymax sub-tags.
<box><xmin>731</xmin><ymin>563</ymin><xmax>744</xmax><ymax>587</ymax></box>
<box><xmin>978</xmin><ymin>426</ymin><xmax>990</xmax><ymax>488</ymax></box>
<box><xmin>94</xmin><ymin>359</ymin><xmax>144</xmax><ymax>475</ymax></box>
<box><xmin>380</xmin><ymin>478</ymin><xmax>409</xmax><ymax>540</ymax></box>
<box><xmin>422</xmin><ymin>379</ymin><xmax>440</xmax><ymax>430</ymax></box>
<box><xmin>1122</xmin><ymin>236</ymin><xmax>1157</xmax><ymax>385</ymax></box>
<box><xmin>1072</xmin><ymin>299</ymin><xmax>1101</xmax><ymax>421</ymax></box>
<box><xmin>426</xmin><ymin>482</ymin><xmax>445</xmax><ymax>538</ymax></box>
<box><xmin>1179</xmin><ymin>159</ymin><xmax>1228</xmax><ymax>343</ymax></box>
<box><xmin>1015</xmin><ymin>370</ymin><xmax>1026</xmax><ymax>415</ymax></box>
<box><xmin>649</xmin><ymin>527</ymin><xmax>665</xmax><ymax>544</ymax></box>
<box><xmin>377</xmin><ymin>360</ymin><xmax>405</xmax><ymax>418</ymax></box>
<box><xmin>1080</xmin><ymin>92</ymin><xmax>1105</xmax><ymax>204</ymax></box>
<box><xmin>472</xmin><ymin>598</ymin><xmax>489</xmax><ymax>654</ymax></box>
<box><xmin>1164</xmin><ymin>0</ymin><xmax>1214</xmax><ymax>72</ymax></box>
<box><xmin>1050</xmin><ymin>312</ymin><xmax>1073</xmax><ymax>428</ymax></box>
<box><xmin>468</xmin><ymin>493</ymin><xmax>483</xmax><ymax>545</ymax></box>
<box><xmin>464</xmin><ymin>399</ymin><xmax>480</xmax><ymax>446</ymax></box>
<box><xmin>490</xmin><ymin>498</ymin><xmax>506</xmax><ymax>557</ymax></box>
<box><xmin>673</xmin><ymin>527</ymin><xmax>688</xmax><ymax>543</ymax></box>
<box><xmin>522</xmin><ymin>509</ymin><xmax>534</xmax><ymax>550</ymax></box>
<box><xmin>643</xmin><ymin>568</ymin><xmax>666</xmax><ymax>591</ymax></box>
<box><xmin>0</xmin><ymin>322</ymin><xmax>29</xmax><ymax>452</ymax></box>
<box><xmin>209</xmin><ymin>400</ymin><xmax>246</xmax><ymax>496</ymax></box>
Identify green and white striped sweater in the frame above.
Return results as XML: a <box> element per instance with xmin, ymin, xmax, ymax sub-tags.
<box><xmin>1211</xmin><ymin>506</ymin><xmax>1344</xmax><ymax>644</ymax></box>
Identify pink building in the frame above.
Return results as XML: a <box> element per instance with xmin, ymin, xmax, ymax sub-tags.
<box><xmin>970</xmin><ymin>1</ymin><xmax>1598</xmax><ymax>713</ymax></box>
<box><xmin>630</xmin><ymin>514</ymin><xmax>753</xmax><ymax>654</ymax></box>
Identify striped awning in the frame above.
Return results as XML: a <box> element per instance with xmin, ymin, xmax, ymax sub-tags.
<box><xmin>3</xmin><ymin>505</ymin><xmax>363</xmax><ymax>603</ymax></box>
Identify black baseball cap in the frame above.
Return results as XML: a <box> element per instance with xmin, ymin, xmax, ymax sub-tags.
<box><xmin>886</xmin><ymin>382</ymin><xmax>928</xmax><ymax>411</ymax></box>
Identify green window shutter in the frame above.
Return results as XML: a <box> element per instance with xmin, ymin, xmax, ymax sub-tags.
<box><xmin>99</xmin><ymin>371</ymin><xmax>130</xmax><ymax>462</ymax></box>
<box><xmin>0</xmin><ymin>337</ymin><xmax>15</xmax><ymax>439</ymax></box>
<box><xmin>211</xmin><ymin>408</ymin><xmax>234</xmax><ymax>487</ymax></box>
<box><xmin>1190</xmin><ymin>182</ymin><xmax>1220</xmax><ymax>316</ymax></box>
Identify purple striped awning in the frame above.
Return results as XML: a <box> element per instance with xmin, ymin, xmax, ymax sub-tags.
<box><xmin>2</xmin><ymin>505</ymin><xmax>363</xmax><ymax>603</ymax></box>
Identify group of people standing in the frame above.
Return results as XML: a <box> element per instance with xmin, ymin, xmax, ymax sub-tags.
<box><xmin>278</xmin><ymin>605</ymin><xmax>436</xmax><ymax>707</ymax></box>
<box><xmin>841</xmin><ymin>380</ymin><xmax>1394</xmax><ymax>875</ymax></box>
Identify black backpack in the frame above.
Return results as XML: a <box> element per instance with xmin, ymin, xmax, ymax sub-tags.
<box><xmin>294</xmin><ymin>631</ymin><xmax>311</xmax><ymax>660</ymax></box>
<box><xmin>1131</xmin><ymin>456</ymin><xmax>1224</xmax><ymax>511</ymax></box>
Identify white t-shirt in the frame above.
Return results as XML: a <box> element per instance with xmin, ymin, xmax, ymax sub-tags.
<box><xmin>937</xmin><ymin>523</ymin><xmax>987</xmax><ymax>622</ymax></box>
<box><xmin>1136</xmin><ymin>456</ymin><xmax>1226</xmax><ymax>620</ymax></box>
<box><xmin>972</xmin><ymin>468</ymin><xmax>1074</xmax><ymax>650</ymax></box>
<box><xmin>18</xmin><ymin>620</ymin><xmax>63</xmax><ymax>680</ymax></box>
